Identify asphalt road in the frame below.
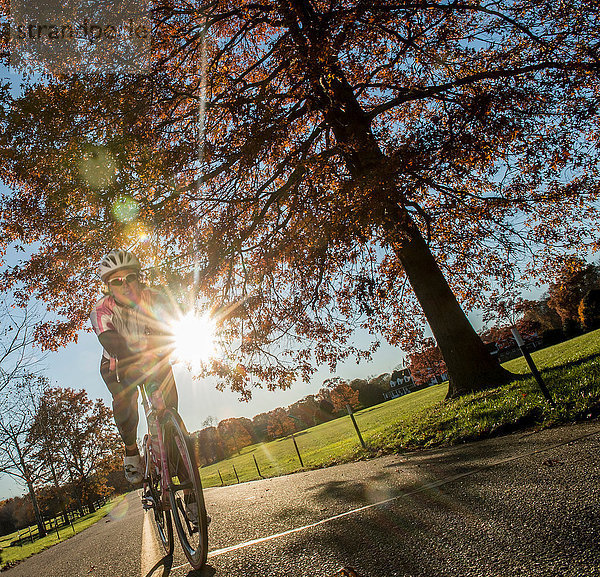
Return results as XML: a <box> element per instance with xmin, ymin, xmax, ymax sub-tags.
<box><xmin>5</xmin><ymin>419</ymin><xmax>600</xmax><ymax>577</ymax></box>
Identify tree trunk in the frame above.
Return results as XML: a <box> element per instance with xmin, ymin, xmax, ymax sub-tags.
<box><xmin>309</xmin><ymin>39</ymin><xmax>514</xmax><ymax>397</ymax></box>
<box><xmin>15</xmin><ymin>442</ymin><xmax>46</xmax><ymax>538</ymax></box>
<box><xmin>48</xmin><ymin>458</ymin><xmax>69</xmax><ymax>526</ymax></box>
<box><xmin>384</xmin><ymin>206</ymin><xmax>513</xmax><ymax>397</ymax></box>
<box><xmin>25</xmin><ymin>479</ymin><xmax>46</xmax><ymax>539</ymax></box>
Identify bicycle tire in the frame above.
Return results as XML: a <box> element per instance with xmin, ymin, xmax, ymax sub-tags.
<box><xmin>142</xmin><ymin>434</ymin><xmax>174</xmax><ymax>556</ymax></box>
<box><xmin>162</xmin><ymin>409</ymin><xmax>209</xmax><ymax>569</ymax></box>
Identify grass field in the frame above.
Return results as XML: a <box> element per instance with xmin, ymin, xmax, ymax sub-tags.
<box><xmin>199</xmin><ymin>382</ymin><xmax>446</xmax><ymax>487</ymax></box>
<box><xmin>376</xmin><ymin>329</ymin><xmax>600</xmax><ymax>451</ymax></box>
<box><xmin>200</xmin><ymin>329</ymin><xmax>600</xmax><ymax>489</ymax></box>
<box><xmin>0</xmin><ymin>496</ymin><xmax>125</xmax><ymax>570</ymax></box>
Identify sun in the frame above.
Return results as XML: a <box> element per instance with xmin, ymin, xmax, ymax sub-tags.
<box><xmin>170</xmin><ymin>311</ymin><xmax>217</xmax><ymax>366</ymax></box>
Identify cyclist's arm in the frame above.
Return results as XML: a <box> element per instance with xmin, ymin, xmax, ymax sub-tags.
<box><xmin>97</xmin><ymin>330</ymin><xmax>134</xmax><ymax>362</ymax></box>
<box><xmin>91</xmin><ymin>296</ymin><xmax>135</xmax><ymax>366</ymax></box>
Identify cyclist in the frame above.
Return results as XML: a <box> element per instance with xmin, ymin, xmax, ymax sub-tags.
<box><xmin>90</xmin><ymin>249</ymin><xmax>178</xmax><ymax>484</ymax></box>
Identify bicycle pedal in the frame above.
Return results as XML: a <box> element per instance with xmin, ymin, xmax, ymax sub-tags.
<box><xmin>141</xmin><ymin>495</ymin><xmax>155</xmax><ymax>510</ymax></box>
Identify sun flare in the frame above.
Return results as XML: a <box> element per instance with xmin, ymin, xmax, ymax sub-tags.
<box><xmin>170</xmin><ymin>311</ymin><xmax>217</xmax><ymax>366</ymax></box>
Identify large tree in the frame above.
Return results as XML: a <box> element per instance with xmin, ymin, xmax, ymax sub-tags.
<box><xmin>29</xmin><ymin>387</ymin><xmax>121</xmax><ymax>513</ymax></box>
<box><xmin>1</xmin><ymin>1</ymin><xmax>599</xmax><ymax>397</ymax></box>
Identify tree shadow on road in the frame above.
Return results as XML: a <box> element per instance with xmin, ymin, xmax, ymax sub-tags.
<box><xmin>305</xmin><ymin>472</ymin><xmax>412</xmax><ymax>507</ymax></box>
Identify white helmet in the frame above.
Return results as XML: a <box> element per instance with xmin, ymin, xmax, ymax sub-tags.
<box><xmin>99</xmin><ymin>249</ymin><xmax>141</xmax><ymax>282</ymax></box>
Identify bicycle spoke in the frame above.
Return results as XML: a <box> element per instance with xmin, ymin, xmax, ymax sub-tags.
<box><xmin>142</xmin><ymin>435</ymin><xmax>174</xmax><ymax>556</ymax></box>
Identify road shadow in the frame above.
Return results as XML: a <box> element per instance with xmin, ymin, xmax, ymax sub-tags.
<box><xmin>305</xmin><ymin>437</ymin><xmax>545</xmax><ymax>506</ymax></box>
<box><xmin>144</xmin><ymin>554</ymin><xmax>173</xmax><ymax>577</ymax></box>
<box><xmin>306</xmin><ymin>471</ymin><xmax>412</xmax><ymax>507</ymax></box>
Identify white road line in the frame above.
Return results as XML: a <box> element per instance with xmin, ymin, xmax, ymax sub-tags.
<box><xmin>206</xmin><ymin>472</ymin><xmax>470</xmax><ymax>558</ymax></box>
<box><xmin>168</xmin><ymin>470</ymin><xmax>475</xmax><ymax>571</ymax></box>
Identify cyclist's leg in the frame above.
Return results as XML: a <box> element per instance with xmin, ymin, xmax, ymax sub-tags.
<box><xmin>156</xmin><ymin>363</ymin><xmax>178</xmax><ymax>410</ymax></box>
<box><xmin>100</xmin><ymin>356</ymin><xmax>140</xmax><ymax>448</ymax></box>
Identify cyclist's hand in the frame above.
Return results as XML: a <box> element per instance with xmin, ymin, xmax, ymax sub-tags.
<box><xmin>118</xmin><ymin>362</ymin><xmax>145</xmax><ymax>385</ymax></box>
<box><xmin>117</xmin><ymin>352</ymin><xmax>163</xmax><ymax>383</ymax></box>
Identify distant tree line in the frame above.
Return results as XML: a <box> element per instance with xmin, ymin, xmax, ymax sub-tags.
<box><xmin>192</xmin><ymin>377</ymin><xmax>385</xmax><ymax>466</ymax></box>
<box><xmin>0</xmin><ymin>384</ymin><xmax>126</xmax><ymax>538</ymax></box>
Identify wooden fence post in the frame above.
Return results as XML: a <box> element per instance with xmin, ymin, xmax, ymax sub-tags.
<box><xmin>291</xmin><ymin>433</ymin><xmax>304</xmax><ymax>468</ymax></box>
<box><xmin>253</xmin><ymin>455</ymin><xmax>264</xmax><ymax>478</ymax></box>
<box><xmin>346</xmin><ymin>404</ymin><xmax>366</xmax><ymax>449</ymax></box>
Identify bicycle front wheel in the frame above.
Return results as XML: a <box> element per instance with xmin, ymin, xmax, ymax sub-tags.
<box><xmin>162</xmin><ymin>410</ymin><xmax>209</xmax><ymax>570</ymax></box>
<box><xmin>142</xmin><ymin>434</ymin><xmax>174</xmax><ymax>556</ymax></box>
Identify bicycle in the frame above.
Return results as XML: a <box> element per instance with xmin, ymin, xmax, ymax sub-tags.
<box><xmin>140</xmin><ymin>381</ymin><xmax>209</xmax><ymax>569</ymax></box>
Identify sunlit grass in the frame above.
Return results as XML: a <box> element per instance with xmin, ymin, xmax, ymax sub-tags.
<box><xmin>199</xmin><ymin>385</ymin><xmax>447</xmax><ymax>488</ymax></box>
<box><xmin>368</xmin><ymin>329</ymin><xmax>600</xmax><ymax>451</ymax></box>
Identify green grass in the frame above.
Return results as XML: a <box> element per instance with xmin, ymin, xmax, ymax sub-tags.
<box><xmin>200</xmin><ymin>329</ymin><xmax>600</xmax><ymax>488</ymax></box>
<box><xmin>371</xmin><ymin>329</ymin><xmax>600</xmax><ymax>451</ymax></box>
<box><xmin>0</xmin><ymin>495</ymin><xmax>126</xmax><ymax>570</ymax></box>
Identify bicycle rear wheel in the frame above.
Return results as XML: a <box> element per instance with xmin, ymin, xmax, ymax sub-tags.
<box><xmin>162</xmin><ymin>410</ymin><xmax>209</xmax><ymax>569</ymax></box>
<box><xmin>142</xmin><ymin>434</ymin><xmax>174</xmax><ymax>556</ymax></box>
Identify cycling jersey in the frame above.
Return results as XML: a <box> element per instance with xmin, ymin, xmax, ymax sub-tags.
<box><xmin>90</xmin><ymin>286</ymin><xmax>175</xmax><ymax>363</ymax></box>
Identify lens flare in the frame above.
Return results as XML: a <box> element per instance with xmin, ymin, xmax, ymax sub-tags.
<box><xmin>108</xmin><ymin>497</ymin><xmax>129</xmax><ymax>521</ymax></box>
<box><xmin>170</xmin><ymin>311</ymin><xmax>217</xmax><ymax>366</ymax></box>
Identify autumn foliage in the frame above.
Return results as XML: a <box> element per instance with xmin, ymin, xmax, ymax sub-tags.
<box><xmin>329</xmin><ymin>382</ymin><xmax>360</xmax><ymax>413</ymax></box>
<box><xmin>407</xmin><ymin>339</ymin><xmax>448</xmax><ymax>387</ymax></box>
<box><xmin>1</xmin><ymin>1</ymin><xmax>600</xmax><ymax>398</ymax></box>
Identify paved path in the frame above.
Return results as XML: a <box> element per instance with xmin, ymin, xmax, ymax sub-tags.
<box><xmin>5</xmin><ymin>419</ymin><xmax>600</xmax><ymax>577</ymax></box>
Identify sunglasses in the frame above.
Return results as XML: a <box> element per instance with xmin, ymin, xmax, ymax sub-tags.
<box><xmin>107</xmin><ymin>273</ymin><xmax>139</xmax><ymax>288</ymax></box>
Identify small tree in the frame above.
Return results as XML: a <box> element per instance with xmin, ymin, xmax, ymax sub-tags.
<box><xmin>32</xmin><ymin>388</ymin><xmax>121</xmax><ymax>513</ymax></box>
<box><xmin>251</xmin><ymin>412</ymin><xmax>272</xmax><ymax>443</ymax></box>
<box><xmin>0</xmin><ymin>373</ymin><xmax>49</xmax><ymax>538</ymax></box>
<box><xmin>408</xmin><ymin>339</ymin><xmax>448</xmax><ymax>386</ymax></box>
<box><xmin>193</xmin><ymin>426</ymin><xmax>227</xmax><ymax>466</ymax></box>
<box><xmin>579</xmin><ymin>289</ymin><xmax>600</xmax><ymax>332</ymax></box>
<box><xmin>351</xmin><ymin>375</ymin><xmax>390</xmax><ymax>408</ymax></box>
<box><xmin>329</xmin><ymin>382</ymin><xmax>360</xmax><ymax>414</ymax></box>
<box><xmin>266</xmin><ymin>409</ymin><xmax>296</xmax><ymax>440</ymax></box>
<box><xmin>216</xmin><ymin>418</ymin><xmax>254</xmax><ymax>456</ymax></box>
<box><xmin>288</xmin><ymin>395</ymin><xmax>327</xmax><ymax>427</ymax></box>
<box><xmin>547</xmin><ymin>257</ymin><xmax>600</xmax><ymax>333</ymax></box>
